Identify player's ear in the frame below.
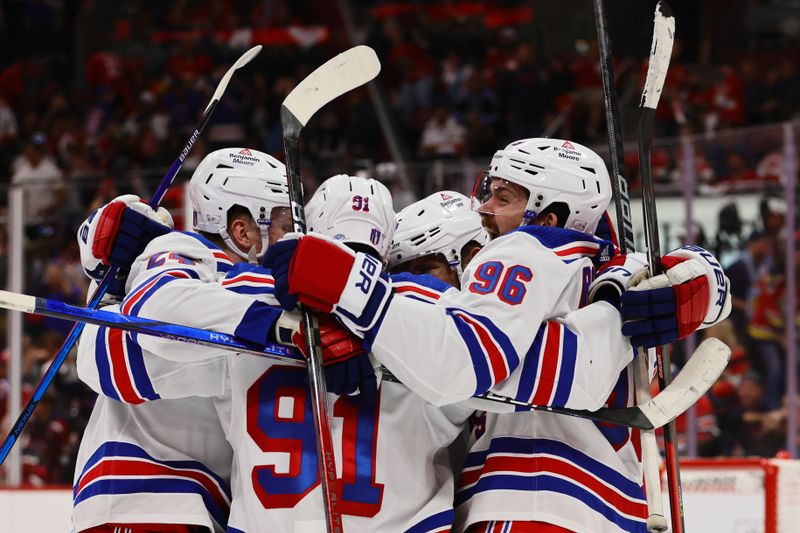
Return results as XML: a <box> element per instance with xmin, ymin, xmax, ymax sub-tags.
<box><xmin>229</xmin><ymin>217</ymin><xmax>252</xmax><ymax>250</ymax></box>
<box><xmin>461</xmin><ymin>243</ymin><xmax>483</xmax><ymax>271</ymax></box>
<box><xmin>541</xmin><ymin>212</ymin><xmax>559</xmax><ymax>227</ymax></box>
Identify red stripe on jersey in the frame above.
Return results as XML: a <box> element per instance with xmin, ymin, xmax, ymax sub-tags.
<box><xmin>531</xmin><ymin>322</ymin><xmax>561</xmax><ymax>405</ymax></box>
<box><xmin>107</xmin><ymin>328</ymin><xmax>144</xmax><ymax>404</ymax></box>
<box><xmin>221</xmin><ymin>274</ymin><xmax>275</xmax><ymax>286</ymax></box>
<box><xmin>122</xmin><ymin>275</ymin><xmax>162</xmax><ymax>315</ymax></box>
<box><xmin>554</xmin><ymin>246</ymin><xmax>598</xmax><ymax>257</ymax></box>
<box><xmin>394</xmin><ymin>284</ymin><xmax>441</xmax><ymax>300</ymax></box>
<box><xmin>77</xmin><ymin>458</ymin><xmax>230</xmax><ymax>512</ymax></box>
<box><xmin>460</xmin><ymin>454</ymin><xmax>647</xmax><ymax>518</ymax></box>
<box><xmin>455</xmin><ymin>311</ymin><xmax>509</xmax><ymax>383</ymax></box>
<box><xmin>467</xmin><ymin>521</ymin><xmax>573</xmax><ymax>533</ymax></box>
<box><xmin>212</xmin><ymin>251</ymin><xmax>234</xmax><ymax>264</ymax></box>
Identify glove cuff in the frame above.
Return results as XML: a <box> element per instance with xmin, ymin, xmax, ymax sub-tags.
<box><xmin>666</xmin><ymin>245</ymin><xmax>731</xmax><ymax>327</ymax></box>
<box><xmin>275</xmin><ymin>310</ymin><xmax>302</xmax><ymax>345</ymax></box>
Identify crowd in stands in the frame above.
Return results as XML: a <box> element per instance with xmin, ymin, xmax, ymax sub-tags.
<box><xmin>0</xmin><ymin>0</ymin><xmax>798</xmax><ymax>484</ymax></box>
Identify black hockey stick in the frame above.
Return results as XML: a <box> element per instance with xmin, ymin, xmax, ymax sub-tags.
<box><xmin>0</xmin><ymin>289</ymin><xmax>729</xmax><ymax>432</ymax></box>
<box><xmin>280</xmin><ymin>46</ymin><xmax>381</xmax><ymax>533</ymax></box>
<box><xmin>593</xmin><ymin>1</ymin><xmax>668</xmax><ymax>530</ymax></box>
<box><xmin>637</xmin><ymin>4</ymin><xmax>684</xmax><ymax>532</ymax></box>
<box><xmin>0</xmin><ymin>45</ymin><xmax>263</xmax><ymax>466</ymax></box>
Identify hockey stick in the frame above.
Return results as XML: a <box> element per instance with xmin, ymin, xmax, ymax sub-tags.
<box><xmin>280</xmin><ymin>45</ymin><xmax>381</xmax><ymax>533</ymax></box>
<box><xmin>637</xmin><ymin>4</ymin><xmax>684</xmax><ymax>532</ymax></box>
<box><xmin>0</xmin><ymin>289</ymin><xmax>729</xmax><ymax>431</ymax></box>
<box><xmin>592</xmin><ymin>1</ymin><xmax>668</xmax><ymax>530</ymax></box>
<box><xmin>0</xmin><ymin>45</ymin><xmax>263</xmax><ymax>466</ymax></box>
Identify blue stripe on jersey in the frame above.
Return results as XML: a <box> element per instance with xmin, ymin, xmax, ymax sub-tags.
<box><xmin>94</xmin><ymin>326</ymin><xmax>121</xmax><ymax>402</ymax></box>
<box><xmin>512</xmin><ymin>225</ymin><xmax>606</xmax><ymax>250</ymax></box>
<box><xmin>177</xmin><ymin>230</ymin><xmax>222</xmax><ymax>251</ymax></box>
<box><xmin>401</xmin><ymin>294</ymin><xmax>435</xmax><ymax>305</ymax></box>
<box><xmin>233</xmin><ymin>301</ymin><xmax>282</xmax><ymax>346</ymax></box>
<box><xmin>227</xmin><ymin>528</ymin><xmax>247</xmax><ymax>533</ymax></box>
<box><xmin>445</xmin><ymin>306</ymin><xmax>518</xmax><ymax>395</ymax></box>
<box><xmin>514</xmin><ymin>324</ymin><xmax>546</xmax><ymax>411</ymax></box>
<box><xmin>456</xmin><ymin>474</ymin><xmax>646</xmax><ymax>533</ymax></box>
<box><xmin>77</xmin><ymin>441</ymin><xmax>230</xmax><ymax>497</ymax></box>
<box><xmin>224</xmin><ymin>284</ymin><xmax>275</xmax><ymax>296</ymax></box>
<box><xmin>404</xmin><ymin>509</ymin><xmax>454</xmax><ymax>532</ymax></box>
<box><xmin>127</xmin><ymin>273</ymin><xmax>189</xmax><ymax>317</ymax></box>
<box><xmin>224</xmin><ymin>263</ymin><xmax>271</xmax><ymax>277</ymax></box>
<box><xmin>551</xmin><ymin>324</ymin><xmax>578</xmax><ymax>407</ymax></box>
<box><xmin>74</xmin><ymin>478</ymin><xmax>228</xmax><ymax>528</ymax></box>
<box><xmin>390</xmin><ymin>272</ymin><xmax>453</xmax><ymax>293</ymax></box>
<box><xmin>461</xmin><ymin>437</ymin><xmax>643</xmax><ymax>500</ymax></box>
<box><xmin>125</xmin><ymin>333</ymin><xmax>160</xmax><ymax>401</ymax></box>
<box><xmin>448</xmin><ymin>309</ymin><xmax>491</xmax><ymax>394</ymax></box>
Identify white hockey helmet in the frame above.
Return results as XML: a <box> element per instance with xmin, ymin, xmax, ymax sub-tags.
<box><xmin>474</xmin><ymin>138</ymin><xmax>612</xmax><ymax>234</ymax></box>
<box><xmin>306</xmin><ymin>174</ymin><xmax>395</xmax><ymax>259</ymax></box>
<box><xmin>390</xmin><ymin>191</ymin><xmax>489</xmax><ymax>275</ymax></box>
<box><xmin>189</xmin><ymin>147</ymin><xmax>289</xmax><ymax>259</ymax></box>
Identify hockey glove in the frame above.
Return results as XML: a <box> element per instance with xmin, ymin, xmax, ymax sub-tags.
<box><xmin>262</xmin><ymin>235</ymin><xmax>300</xmax><ymax>310</ymax></box>
<box><xmin>621</xmin><ymin>254</ymin><xmax>716</xmax><ymax>348</ymax></box>
<box><xmin>588</xmin><ymin>253</ymin><xmax>649</xmax><ymax>310</ymax></box>
<box><xmin>265</xmin><ymin>233</ymin><xmax>392</xmax><ymax>337</ymax></box>
<box><xmin>275</xmin><ymin>311</ymin><xmax>377</xmax><ymax>402</ymax></box>
<box><xmin>78</xmin><ymin>195</ymin><xmax>173</xmax><ymax>296</ymax></box>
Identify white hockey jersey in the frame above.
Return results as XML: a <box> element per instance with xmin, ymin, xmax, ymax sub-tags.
<box><xmin>365</xmin><ymin>226</ymin><xmax>729</xmax><ymax>533</ymax></box>
<box><xmin>72</xmin><ymin>393</ymin><xmax>233</xmax><ymax>533</ymax></box>
<box><xmin>368</xmin><ymin>226</ymin><xmax>633</xmax><ymax>411</ymax></box>
<box><xmin>72</xmin><ymin>232</ymin><xmax>244</xmax><ymax>532</ymax></box>
<box><xmin>76</xmin><ymin>230</ymin><xmax>473</xmax><ymax>533</ymax></box>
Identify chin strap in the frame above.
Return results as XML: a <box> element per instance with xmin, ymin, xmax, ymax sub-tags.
<box><xmin>218</xmin><ymin>227</ymin><xmax>270</xmax><ymax>262</ymax></box>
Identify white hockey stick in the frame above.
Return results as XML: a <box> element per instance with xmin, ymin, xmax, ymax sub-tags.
<box><xmin>0</xmin><ymin>288</ymin><xmax>729</xmax><ymax>432</ymax></box>
<box><xmin>638</xmin><ymin>4</ymin><xmax>678</xmax><ymax>532</ymax></box>
<box><xmin>280</xmin><ymin>45</ymin><xmax>381</xmax><ymax>533</ymax></box>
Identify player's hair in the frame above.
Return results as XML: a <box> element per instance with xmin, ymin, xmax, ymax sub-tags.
<box><xmin>538</xmin><ymin>201</ymin><xmax>570</xmax><ymax>228</ymax></box>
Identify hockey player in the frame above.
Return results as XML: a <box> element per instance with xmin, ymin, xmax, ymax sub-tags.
<box><xmin>76</xmin><ymin>171</ymin><xmax>473</xmax><ymax>532</ymax></box>
<box><xmin>388</xmin><ymin>190</ymin><xmax>489</xmax><ymax>289</ymax></box>
<box><xmin>266</xmin><ymin>138</ymin><xmax>731</xmax><ymax>532</ymax></box>
<box><xmin>72</xmin><ymin>148</ymin><xmax>297</xmax><ymax>533</ymax></box>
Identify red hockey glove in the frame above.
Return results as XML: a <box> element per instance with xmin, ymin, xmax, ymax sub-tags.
<box><xmin>266</xmin><ymin>233</ymin><xmax>392</xmax><ymax>336</ymax></box>
<box><xmin>621</xmin><ymin>256</ymin><xmax>711</xmax><ymax>347</ymax></box>
<box><xmin>275</xmin><ymin>311</ymin><xmax>377</xmax><ymax>402</ymax></box>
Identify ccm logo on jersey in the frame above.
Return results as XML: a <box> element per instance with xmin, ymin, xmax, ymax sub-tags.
<box><xmin>355</xmin><ymin>254</ymin><xmax>381</xmax><ymax>294</ymax></box>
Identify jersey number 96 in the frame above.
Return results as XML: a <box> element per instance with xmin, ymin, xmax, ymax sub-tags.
<box><xmin>469</xmin><ymin>261</ymin><xmax>533</xmax><ymax>305</ymax></box>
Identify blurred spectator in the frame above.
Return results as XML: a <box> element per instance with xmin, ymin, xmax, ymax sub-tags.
<box><xmin>11</xmin><ymin>132</ymin><xmax>66</xmax><ymax>219</ymax></box>
<box><xmin>727</xmin><ymin>372</ymin><xmax>784</xmax><ymax>456</ymax></box>
<box><xmin>419</xmin><ymin>104</ymin><xmax>464</xmax><ymax>158</ymax></box>
<box><xmin>725</xmin><ymin>230</ymin><xmax>773</xmax><ymax>335</ymax></box>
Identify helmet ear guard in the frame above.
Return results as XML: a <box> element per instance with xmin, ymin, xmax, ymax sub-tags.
<box><xmin>484</xmin><ymin>138</ymin><xmax>612</xmax><ymax>235</ymax></box>
<box><xmin>188</xmin><ymin>147</ymin><xmax>290</xmax><ymax>260</ymax></box>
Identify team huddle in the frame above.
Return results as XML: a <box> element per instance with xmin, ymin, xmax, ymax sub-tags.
<box><xmin>69</xmin><ymin>138</ymin><xmax>730</xmax><ymax>533</ymax></box>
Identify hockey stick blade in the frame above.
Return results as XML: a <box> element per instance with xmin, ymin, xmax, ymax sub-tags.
<box><xmin>204</xmin><ymin>45</ymin><xmax>262</xmax><ymax>114</ymax></box>
<box><xmin>282</xmin><ymin>45</ymin><xmax>380</xmax><ymax>128</ymax></box>
<box><xmin>637</xmin><ymin>337</ymin><xmax>729</xmax><ymax>428</ymax></box>
<box><xmin>640</xmin><ymin>2</ymin><xmax>675</xmax><ymax>112</ymax></box>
